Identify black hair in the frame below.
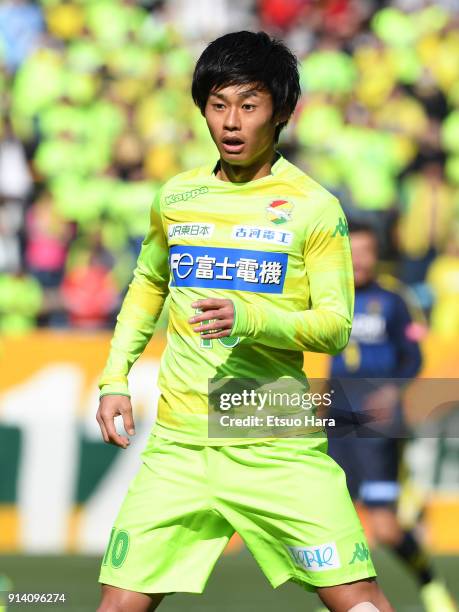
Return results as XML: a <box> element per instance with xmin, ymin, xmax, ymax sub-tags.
<box><xmin>348</xmin><ymin>219</ymin><xmax>378</xmax><ymax>237</ymax></box>
<box><xmin>191</xmin><ymin>31</ymin><xmax>300</xmax><ymax>143</ymax></box>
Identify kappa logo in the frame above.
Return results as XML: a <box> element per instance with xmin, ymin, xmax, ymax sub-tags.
<box><xmin>331</xmin><ymin>217</ymin><xmax>349</xmax><ymax>237</ymax></box>
<box><xmin>287</xmin><ymin>542</ymin><xmax>341</xmax><ymax>572</ymax></box>
<box><xmin>349</xmin><ymin>542</ymin><xmax>370</xmax><ymax>565</ymax></box>
<box><xmin>165</xmin><ymin>186</ymin><xmax>208</xmax><ymax>205</ymax></box>
<box><xmin>266</xmin><ymin>199</ymin><xmax>294</xmax><ymax>224</ymax></box>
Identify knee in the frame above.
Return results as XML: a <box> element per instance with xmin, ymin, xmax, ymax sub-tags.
<box><xmin>97</xmin><ymin>597</ymin><xmax>125</xmax><ymax>612</ymax></box>
<box><xmin>372</xmin><ymin>524</ymin><xmax>401</xmax><ymax>547</ymax></box>
<box><xmin>369</xmin><ymin>510</ymin><xmax>402</xmax><ymax>547</ymax></box>
<box><xmin>97</xmin><ymin>603</ymin><xmax>121</xmax><ymax>612</ymax></box>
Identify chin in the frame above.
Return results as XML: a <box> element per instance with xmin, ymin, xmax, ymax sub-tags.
<box><xmin>220</xmin><ymin>151</ymin><xmax>252</xmax><ymax>165</ymax></box>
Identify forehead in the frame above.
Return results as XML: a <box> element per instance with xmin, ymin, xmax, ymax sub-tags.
<box><xmin>351</xmin><ymin>232</ymin><xmax>378</xmax><ymax>249</ymax></box>
<box><xmin>209</xmin><ymin>83</ymin><xmax>272</xmax><ymax>100</ymax></box>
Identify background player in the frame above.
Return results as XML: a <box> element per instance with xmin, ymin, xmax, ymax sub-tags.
<box><xmin>96</xmin><ymin>32</ymin><xmax>392</xmax><ymax>612</ymax></box>
<box><xmin>327</xmin><ymin>220</ymin><xmax>456</xmax><ymax>612</ymax></box>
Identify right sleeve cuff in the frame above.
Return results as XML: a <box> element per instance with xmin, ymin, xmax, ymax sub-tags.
<box><xmin>99</xmin><ymin>381</ymin><xmax>130</xmax><ymax>398</ymax></box>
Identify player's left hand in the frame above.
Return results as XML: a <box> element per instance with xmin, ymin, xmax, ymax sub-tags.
<box><xmin>363</xmin><ymin>383</ymin><xmax>400</xmax><ymax>425</ymax></box>
<box><xmin>189</xmin><ymin>298</ymin><xmax>235</xmax><ymax>339</ymax></box>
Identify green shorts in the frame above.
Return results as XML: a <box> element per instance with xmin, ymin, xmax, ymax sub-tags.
<box><xmin>99</xmin><ymin>433</ymin><xmax>376</xmax><ymax>594</ymax></box>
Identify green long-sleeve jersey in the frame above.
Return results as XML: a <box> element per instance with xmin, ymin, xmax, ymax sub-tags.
<box><xmin>99</xmin><ymin>155</ymin><xmax>354</xmax><ymax>444</ymax></box>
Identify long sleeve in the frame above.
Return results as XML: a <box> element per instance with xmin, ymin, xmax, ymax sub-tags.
<box><xmin>99</xmin><ymin>189</ymin><xmax>169</xmax><ymax>397</ymax></box>
<box><xmin>231</xmin><ymin>196</ymin><xmax>354</xmax><ymax>355</ymax></box>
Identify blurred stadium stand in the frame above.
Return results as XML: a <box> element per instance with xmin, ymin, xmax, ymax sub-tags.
<box><xmin>0</xmin><ymin>0</ymin><xmax>458</xmax><ymax>332</ymax></box>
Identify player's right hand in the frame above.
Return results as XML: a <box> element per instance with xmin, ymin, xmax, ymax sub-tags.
<box><xmin>96</xmin><ymin>395</ymin><xmax>135</xmax><ymax>449</ymax></box>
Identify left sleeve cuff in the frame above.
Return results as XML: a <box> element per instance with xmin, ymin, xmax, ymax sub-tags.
<box><xmin>230</xmin><ymin>297</ymin><xmax>250</xmax><ymax>337</ymax></box>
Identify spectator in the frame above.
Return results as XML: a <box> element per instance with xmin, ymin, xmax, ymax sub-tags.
<box><xmin>60</xmin><ymin>237</ymin><xmax>119</xmax><ymax>329</ymax></box>
<box><xmin>0</xmin><ymin>268</ymin><xmax>42</xmax><ymax>334</ymax></box>
<box><xmin>0</xmin><ymin>0</ymin><xmax>45</xmax><ymax>73</ymax></box>
<box><xmin>25</xmin><ymin>192</ymin><xmax>72</xmax><ymax>289</ymax></box>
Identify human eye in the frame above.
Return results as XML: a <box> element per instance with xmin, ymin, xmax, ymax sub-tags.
<box><xmin>212</xmin><ymin>102</ymin><xmax>225</xmax><ymax>110</ymax></box>
<box><xmin>242</xmin><ymin>103</ymin><xmax>256</xmax><ymax>111</ymax></box>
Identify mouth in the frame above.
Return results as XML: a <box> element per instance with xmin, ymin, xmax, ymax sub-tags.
<box><xmin>221</xmin><ymin>136</ymin><xmax>245</xmax><ymax>154</ymax></box>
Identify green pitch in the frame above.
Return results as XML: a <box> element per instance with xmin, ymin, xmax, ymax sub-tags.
<box><xmin>1</xmin><ymin>549</ymin><xmax>458</xmax><ymax>611</ymax></box>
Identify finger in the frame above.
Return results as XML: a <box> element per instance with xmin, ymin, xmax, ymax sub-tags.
<box><xmin>197</xmin><ymin>329</ymin><xmax>232</xmax><ymax>339</ymax></box>
<box><xmin>101</xmin><ymin>414</ymin><xmax>130</xmax><ymax>448</ymax></box>
<box><xmin>191</xmin><ymin>299</ymin><xmax>227</xmax><ymax>311</ymax></box>
<box><xmin>121</xmin><ymin>407</ymin><xmax>136</xmax><ymax>436</ymax></box>
<box><xmin>189</xmin><ymin>309</ymin><xmax>224</xmax><ymax>324</ymax></box>
<box><xmin>96</xmin><ymin>415</ymin><xmax>109</xmax><ymax>443</ymax></box>
<box><xmin>193</xmin><ymin>319</ymin><xmax>232</xmax><ymax>334</ymax></box>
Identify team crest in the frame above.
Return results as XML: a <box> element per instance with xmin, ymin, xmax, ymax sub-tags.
<box><xmin>266</xmin><ymin>199</ymin><xmax>294</xmax><ymax>225</ymax></box>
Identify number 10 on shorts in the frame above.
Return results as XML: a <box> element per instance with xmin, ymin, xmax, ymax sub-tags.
<box><xmin>102</xmin><ymin>528</ymin><xmax>130</xmax><ymax>569</ymax></box>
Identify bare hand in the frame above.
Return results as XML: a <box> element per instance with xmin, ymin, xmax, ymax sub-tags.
<box><xmin>363</xmin><ymin>384</ymin><xmax>400</xmax><ymax>425</ymax></box>
<box><xmin>189</xmin><ymin>299</ymin><xmax>235</xmax><ymax>339</ymax></box>
<box><xmin>96</xmin><ymin>395</ymin><xmax>135</xmax><ymax>449</ymax></box>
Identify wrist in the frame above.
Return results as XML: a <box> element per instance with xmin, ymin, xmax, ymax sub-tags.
<box><xmin>99</xmin><ymin>381</ymin><xmax>130</xmax><ymax>398</ymax></box>
<box><xmin>230</xmin><ymin>297</ymin><xmax>255</xmax><ymax>338</ymax></box>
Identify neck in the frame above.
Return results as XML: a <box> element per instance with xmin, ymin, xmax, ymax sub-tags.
<box><xmin>217</xmin><ymin>146</ymin><xmax>277</xmax><ymax>183</ymax></box>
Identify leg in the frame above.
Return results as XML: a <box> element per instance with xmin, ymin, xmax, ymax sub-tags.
<box><xmin>212</xmin><ymin>439</ymin><xmax>382</xmax><ymax>596</ymax></box>
<box><xmin>97</xmin><ymin>585</ymin><xmax>165</xmax><ymax>612</ymax></box>
<box><xmin>317</xmin><ymin>578</ymin><xmax>394</xmax><ymax>612</ymax></box>
<box><xmin>99</xmin><ymin>436</ymin><xmax>234</xmax><ymax>598</ymax></box>
<box><xmin>357</xmin><ymin>435</ymin><xmax>437</xmax><ymax>592</ymax></box>
<box><xmin>367</xmin><ymin>506</ymin><xmax>457</xmax><ymax>612</ymax></box>
<box><xmin>368</xmin><ymin>506</ymin><xmax>403</xmax><ymax>547</ymax></box>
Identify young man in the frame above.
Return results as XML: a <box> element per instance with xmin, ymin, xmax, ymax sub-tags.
<box><xmin>327</xmin><ymin>221</ymin><xmax>457</xmax><ymax>612</ymax></box>
<box><xmin>96</xmin><ymin>32</ymin><xmax>393</xmax><ymax>612</ymax></box>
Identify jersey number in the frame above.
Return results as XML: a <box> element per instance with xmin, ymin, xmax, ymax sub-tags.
<box><xmin>195</xmin><ymin>308</ymin><xmax>240</xmax><ymax>349</ymax></box>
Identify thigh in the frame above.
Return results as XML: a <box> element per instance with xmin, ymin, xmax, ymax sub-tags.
<box><xmin>213</xmin><ymin>437</ymin><xmax>376</xmax><ymax>592</ymax></box>
<box><xmin>99</xmin><ymin>434</ymin><xmax>234</xmax><ymax>595</ymax></box>
<box><xmin>317</xmin><ymin>577</ymin><xmax>393</xmax><ymax>612</ymax></box>
<box><xmin>326</xmin><ymin>436</ymin><xmax>362</xmax><ymax>500</ymax></box>
<box><xmin>356</xmin><ymin>437</ymin><xmax>400</xmax><ymax>507</ymax></box>
<box><xmin>98</xmin><ymin>585</ymin><xmax>165</xmax><ymax>612</ymax></box>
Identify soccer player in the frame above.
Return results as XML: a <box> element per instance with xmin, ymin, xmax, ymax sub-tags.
<box><xmin>96</xmin><ymin>32</ymin><xmax>393</xmax><ymax>612</ymax></box>
<box><xmin>327</xmin><ymin>221</ymin><xmax>457</xmax><ymax>612</ymax></box>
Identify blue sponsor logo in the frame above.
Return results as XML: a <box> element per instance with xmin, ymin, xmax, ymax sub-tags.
<box><xmin>169</xmin><ymin>245</ymin><xmax>287</xmax><ymax>293</ymax></box>
<box><xmin>287</xmin><ymin>542</ymin><xmax>341</xmax><ymax>572</ymax></box>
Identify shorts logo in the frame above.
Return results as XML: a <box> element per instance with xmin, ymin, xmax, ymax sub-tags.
<box><xmin>165</xmin><ymin>186</ymin><xmax>208</xmax><ymax>205</ymax></box>
<box><xmin>287</xmin><ymin>542</ymin><xmax>341</xmax><ymax>572</ymax></box>
<box><xmin>266</xmin><ymin>199</ymin><xmax>294</xmax><ymax>224</ymax></box>
<box><xmin>168</xmin><ymin>223</ymin><xmax>214</xmax><ymax>240</ymax></box>
<box><xmin>232</xmin><ymin>225</ymin><xmax>292</xmax><ymax>246</ymax></box>
<box><xmin>169</xmin><ymin>245</ymin><xmax>287</xmax><ymax>293</ymax></box>
<box><xmin>349</xmin><ymin>542</ymin><xmax>370</xmax><ymax>565</ymax></box>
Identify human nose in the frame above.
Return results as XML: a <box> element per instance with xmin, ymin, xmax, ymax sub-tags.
<box><xmin>223</xmin><ymin>105</ymin><xmax>241</xmax><ymax>131</ymax></box>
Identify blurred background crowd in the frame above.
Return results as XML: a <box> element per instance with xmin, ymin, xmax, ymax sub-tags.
<box><xmin>0</xmin><ymin>0</ymin><xmax>458</xmax><ymax>334</ymax></box>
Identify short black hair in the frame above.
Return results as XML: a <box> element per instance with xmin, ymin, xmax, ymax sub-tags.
<box><xmin>348</xmin><ymin>219</ymin><xmax>377</xmax><ymax>237</ymax></box>
<box><xmin>191</xmin><ymin>31</ymin><xmax>300</xmax><ymax>143</ymax></box>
